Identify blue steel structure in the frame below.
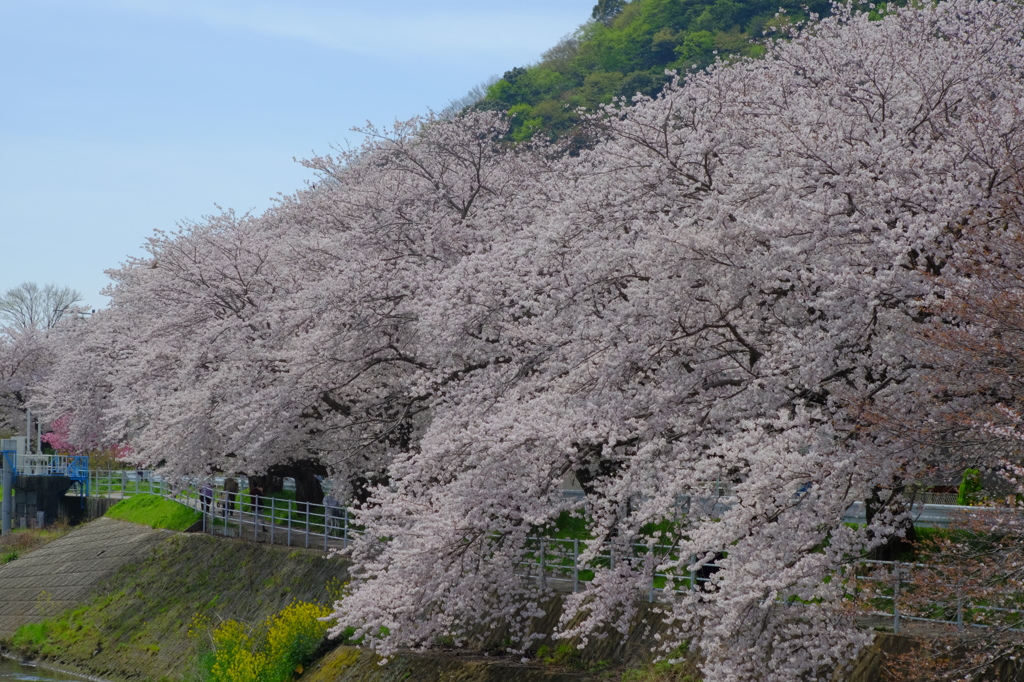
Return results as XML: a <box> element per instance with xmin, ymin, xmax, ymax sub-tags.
<box><xmin>0</xmin><ymin>446</ymin><xmax>90</xmax><ymax>508</ymax></box>
<box><xmin>52</xmin><ymin>455</ymin><xmax>90</xmax><ymax>498</ymax></box>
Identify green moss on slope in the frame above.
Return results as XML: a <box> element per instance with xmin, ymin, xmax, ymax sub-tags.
<box><xmin>6</xmin><ymin>533</ymin><xmax>348</xmax><ymax>681</ymax></box>
<box><xmin>105</xmin><ymin>494</ymin><xmax>202</xmax><ymax>531</ymax></box>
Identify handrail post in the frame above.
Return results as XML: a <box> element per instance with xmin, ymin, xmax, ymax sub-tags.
<box><xmin>893</xmin><ymin>562</ymin><xmax>901</xmax><ymax>635</ymax></box>
<box><xmin>648</xmin><ymin>544</ymin><xmax>655</xmax><ymax>602</ymax></box>
<box><xmin>956</xmin><ymin>579</ymin><xmax>964</xmax><ymax>632</ymax></box>
<box><xmin>343</xmin><ymin>508</ymin><xmax>349</xmax><ymax>548</ymax></box>
<box><xmin>573</xmin><ymin>538</ymin><xmax>579</xmax><ymax>593</ymax></box>
<box><xmin>539</xmin><ymin>538</ymin><xmax>546</xmax><ymax>590</ymax></box>
<box><xmin>270</xmin><ymin>496</ymin><xmax>275</xmax><ymax>544</ymax></box>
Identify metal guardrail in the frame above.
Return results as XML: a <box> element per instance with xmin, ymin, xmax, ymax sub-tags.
<box><xmin>564</xmin><ymin>489</ymin><xmax>967</xmax><ymax>528</ymax></box>
<box><xmin>194</xmin><ymin>486</ymin><xmax>357</xmax><ymax>553</ymax></box>
<box><xmin>78</xmin><ymin>470</ymin><xmax>357</xmax><ymax>553</ymax></box>
<box><xmin>0</xmin><ymin>450</ymin><xmax>90</xmax><ymax>487</ymax></box>
<box><xmin>852</xmin><ymin>559</ymin><xmax>1024</xmax><ymax>634</ymax></box>
<box><xmin>518</xmin><ymin>536</ymin><xmax>723</xmax><ymax>597</ymax></box>
<box><xmin>75</xmin><ymin>469</ymin><xmax>1024</xmax><ymax>633</ymax></box>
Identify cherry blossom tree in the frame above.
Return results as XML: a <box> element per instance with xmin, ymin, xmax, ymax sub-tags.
<box><xmin>877</xmin><ymin>507</ymin><xmax>1024</xmax><ymax>681</ymax></box>
<box><xmin>327</xmin><ymin>2</ymin><xmax>1024</xmax><ymax>680</ymax></box>
<box><xmin>0</xmin><ymin>328</ymin><xmax>49</xmax><ymax>436</ymax></box>
<box><xmin>0</xmin><ymin>282</ymin><xmax>84</xmax><ymax>437</ymax></box>
<box><xmin>38</xmin><ymin>111</ymin><xmax>550</xmax><ymax>501</ymax></box>
<box><xmin>34</xmin><ymin>1</ymin><xmax>1024</xmax><ymax>679</ymax></box>
<box><xmin>874</xmin><ymin>150</ymin><xmax>1024</xmax><ymax>681</ymax></box>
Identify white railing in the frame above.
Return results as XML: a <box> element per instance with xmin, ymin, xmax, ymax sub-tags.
<box><xmin>5</xmin><ymin>453</ymin><xmax>90</xmax><ymax>477</ymax></box>
<box><xmin>852</xmin><ymin>559</ymin><xmax>1024</xmax><ymax>634</ymax></box>
<box><xmin>194</xmin><ymin>485</ymin><xmax>356</xmax><ymax>553</ymax></box>
<box><xmin>78</xmin><ymin>470</ymin><xmax>355</xmax><ymax>552</ymax></box>
<box><xmin>75</xmin><ymin>469</ymin><xmax>1024</xmax><ymax>634</ymax></box>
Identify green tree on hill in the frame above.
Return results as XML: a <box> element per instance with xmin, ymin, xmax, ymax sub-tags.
<box><xmin>592</xmin><ymin>0</ymin><xmax>627</xmax><ymax>24</ymax></box>
<box><xmin>479</xmin><ymin>0</ymin><xmax>833</xmax><ymax>142</ymax></box>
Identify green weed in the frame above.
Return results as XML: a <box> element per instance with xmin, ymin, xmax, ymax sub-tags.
<box><xmin>11</xmin><ymin>622</ymin><xmax>51</xmax><ymax>652</ymax></box>
<box><xmin>105</xmin><ymin>495</ymin><xmax>201</xmax><ymax>531</ymax></box>
<box><xmin>535</xmin><ymin>642</ymin><xmax>582</xmax><ymax>669</ymax></box>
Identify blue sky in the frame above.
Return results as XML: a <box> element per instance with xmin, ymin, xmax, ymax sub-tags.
<box><xmin>0</xmin><ymin>0</ymin><xmax>595</xmax><ymax>310</ymax></box>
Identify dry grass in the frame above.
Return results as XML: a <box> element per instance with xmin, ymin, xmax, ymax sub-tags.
<box><xmin>0</xmin><ymin>521</ymin><xmax>73</xmax><ymax>561</ymax></box>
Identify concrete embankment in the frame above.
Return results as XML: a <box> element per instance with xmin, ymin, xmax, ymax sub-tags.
<box><xmin>300</xmin><ymin>607</ymin><xmax>908</xmax><ymax>682</ymax></box>
<box><xmin>0</xmin><ymin>517</ymin><xmax>946</xmax><ymax>681</ymax></box>
<box><xmin>0</xmin><ymin>518</ymin><xmax>349</xmax><ymax>681</ymax></box>
<box><xmin>305</xmin><ymin>647</ymin><xmax>607</xmax><ymax>681</ymax></box>
<box><xmin>0</xmin><ymin>518</ymin><xmax>170</xmax><ymax>640</ymax></box>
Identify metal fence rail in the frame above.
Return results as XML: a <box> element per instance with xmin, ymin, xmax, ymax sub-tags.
<box><xmin>78</xmin><ymin>469</ymin><xmax>358</xmax><ymax>552</ymax></box>
<box><xmin>851</xmin><ymin>559</ymin><xmax>1024</xmax><ymax>634</ymax></box>
<box><xmin>195</xmin><ymin>486</ymin><xmax>357</xmax><ymax>553</ymax></box>
<box><xmin>74</xmin><ymin>469</ymin><xmax>1024</xmax><ymax>634</ymax></box>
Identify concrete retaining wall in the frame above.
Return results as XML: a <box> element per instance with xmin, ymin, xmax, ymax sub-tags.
<box><xmin>0</xmin><ymin>518</ymin><xmax>169</xmax><ymax>639</ymax></box>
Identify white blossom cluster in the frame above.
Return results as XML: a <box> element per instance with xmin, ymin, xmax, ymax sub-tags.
<box><xmin>33</xmin><ymin>1</ymin><xmax>1024</xmax><ymax>678</ymax></box>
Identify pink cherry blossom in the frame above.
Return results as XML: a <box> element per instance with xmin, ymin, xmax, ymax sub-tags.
<box><xmin>29</xmin><ymin>1</ymin><xmax>1024</xmax><ymax>679</ymax></box>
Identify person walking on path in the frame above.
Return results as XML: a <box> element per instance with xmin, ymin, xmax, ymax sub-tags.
<box><xmin>223</xmin><ymin>477</ymin><xmax>238</xmax><ymax>513</ymax></box>
<box><xmin>200</xmin><ymin>483</ymin><xmax>213</xmax><ymax>515</ymax></box>
<box><xmin>324</xmin><ymin>493</ymin><xmax>339</xmax><ymax>537</ymax></box>
<box><xmin>250</xmin><ymin>484</ymin><xmax>266</xmax><ymax>532</ymax></box>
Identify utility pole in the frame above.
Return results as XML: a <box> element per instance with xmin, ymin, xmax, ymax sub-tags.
<box><xmin>0</xmin><ymin>437</ymin><xmax>22</xmax><ymax>535</ymax></box>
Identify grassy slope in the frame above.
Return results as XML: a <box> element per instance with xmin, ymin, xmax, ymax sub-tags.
<box><xmin>0</xmin><ymin>521</ymin><xmax>909</xmax><ymax>682</ymax></box>
<box><xmin>6</xmin><ymin>532</ymin><xmax>348</xmax><ymax>681</ymax></box>
<box><xmin>0</xmin><ymin>524</ymin><xmax>72</xmax><ymax>565</ymax></box>
<box><xmin>105</xmin><ymin>494</ymin><xmax>202</xmax><ymax>531</ymax></box>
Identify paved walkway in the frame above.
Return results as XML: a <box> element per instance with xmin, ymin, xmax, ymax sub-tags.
<box><xmin>0</xmin><ymin>517</ymin><xmax>170</xmax><ymax>638</ymax></box>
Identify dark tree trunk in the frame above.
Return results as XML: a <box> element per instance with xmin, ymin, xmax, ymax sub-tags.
<box><xmin>266</xmin><ymin>459</ymin><xmax>328</xmax><ymax>508</ymax></box>
<box><xmin>293</xmin><ymin>469</ymin><xmax>325</xmax><ymax>507</ymax></box>
<box><xmin>573</xmin><ymin>443</ymin><xmax>624</xmax><ymax>498</ymax></box>
<box><xmin>865</xmin><ymin>482</ymin><xmax>918</xmax><ymax>561</ymax></box>
<box><xmin>573</xmin><ymin>443</ymin><xmax>632</xmax><ymax>533</ymax></box>
<box><xmin>249</xmin><ymin>474</ymin><xmax>283</xmax><ymax>496</ymax></box>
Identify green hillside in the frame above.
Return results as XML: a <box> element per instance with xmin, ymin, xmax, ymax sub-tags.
<box><xmin>105</xmin><ymin>494</ymin><xmax>201</xmax><ymax>531</ymax></box>
<box><xmin>477</xmin><ymin>0</ymin><xmax>833</xmax><ymax>143</ymax></box>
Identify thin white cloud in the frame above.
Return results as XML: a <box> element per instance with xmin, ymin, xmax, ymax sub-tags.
<box><xmin>74</xmin><ymin>0</ymin><xmax>587</xmax><ymax>58</ymax></box>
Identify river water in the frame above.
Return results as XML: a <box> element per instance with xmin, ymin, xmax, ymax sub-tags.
<box><xmin>0</xmin><ymin>660</ymin><xmax>87</xmax><ymax>681</ymax></box>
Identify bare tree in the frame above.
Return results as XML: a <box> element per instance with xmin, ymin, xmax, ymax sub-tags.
<box><xmin>0</xmin><ymin>282</ymin><xmax>84</xmax><ymax>330</ymax></box>
<box><xmin>541</xmin><ymin>32</ymin><xmax>581</xmax><ymax>72</ymax></box>
<box><xmin>438</xmin><ymin>75</ymin><xmax>500</xmax><ymax>120</ymax></box>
